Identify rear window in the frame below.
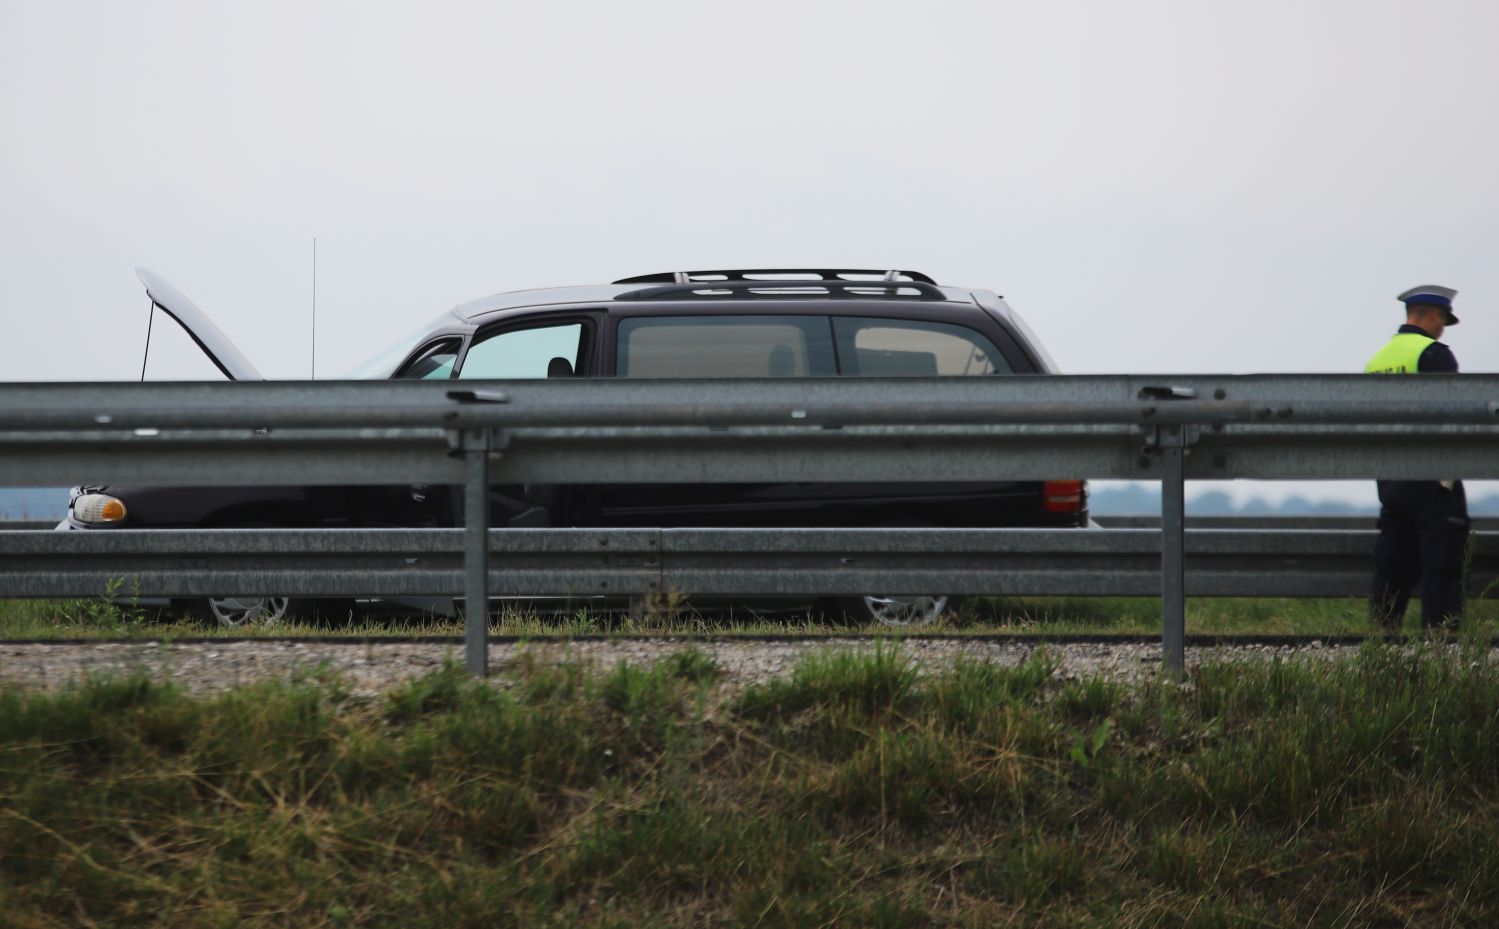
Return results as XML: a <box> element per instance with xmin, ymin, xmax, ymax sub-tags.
<box><xmin>617</xmin><ymin>315</ymin><xmax>837</xmax><ymax>378</ymax></box>
<box><xmin>833</xmin><ymin>317</ymin><xmax>1010</xmax><ymax>376</ymax></box>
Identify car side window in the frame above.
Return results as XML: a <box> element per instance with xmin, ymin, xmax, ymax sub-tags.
<box><xmin>393</xmin><ymin>339</ymin><xmax>460</xmax><ymax>380</ymax></box>
<box><xmin>616</xmin><ymin>315</ymin><xmax>836</xmax><ymax>378</ymax></box>
<box><xmin>832</xmin><ymin>317</ymin><xmax>1011</xmax><ymax>376</ymax></box>
<box><xmin>459</xmin><ymin>322</ymin><xmax>584</xmax><ymax>379</ymax></box>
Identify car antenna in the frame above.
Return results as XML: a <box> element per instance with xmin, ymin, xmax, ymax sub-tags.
<box><xmin>139</xmin><ymin>298</ymin><xmax>155</xmax><ymax>381</ymax></box>
<box><xmin>311</xmin><ymin>237</ymin><xmax>317</xmax><ymax>379</ymax></box>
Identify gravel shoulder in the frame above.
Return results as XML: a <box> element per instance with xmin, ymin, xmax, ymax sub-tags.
<box><xmin>0</xmin><ymin>638</ymin><xmax>1383</xmax><ymax>697</ymax></box>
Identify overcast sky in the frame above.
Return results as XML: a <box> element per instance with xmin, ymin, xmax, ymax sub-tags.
<box><xmin>3</xmin><ymin>0</ymin><xmax>1496</xmax><ymax>503</ymax></box>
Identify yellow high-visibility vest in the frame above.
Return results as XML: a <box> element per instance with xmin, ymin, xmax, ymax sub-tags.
<box><xmin>1365</xmin><ymin>333</ymin><xmax>1435</xmax><ymax>375</ymax></box>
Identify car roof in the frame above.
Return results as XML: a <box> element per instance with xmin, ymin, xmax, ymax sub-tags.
<box><xmin>452</xmin><ymin>285</ymin><xmax>643</xmax><ymax>320</ymax></box>
<box><xmin>447</xmin><ymin>271</ymin><xmax>1057</xmax><ymax>373</ymax></box>
<box><xmin>451</xmin><ymin>269</ymin><xmax>990</xmax><ymax>324</ymax></box>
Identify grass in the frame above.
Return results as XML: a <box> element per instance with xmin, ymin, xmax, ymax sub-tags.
<box><xmin>3</xmin><ymin>641</ymin><xmax>1499</xmax><ymax>926</ymax></box>
<box><xmin>4</xmin><ymin>591</ymin><xmax>1499</xmax><ymax>640</ymax></box>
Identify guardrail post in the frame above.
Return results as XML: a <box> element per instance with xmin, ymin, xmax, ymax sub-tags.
<box><xmin>447</xmin><ymin>389</ymin><xmax>510</xmax><ymax>677</ymax></box>
<box><xmin>460</xmin><ymin>428</ymin><xmax>491</xmax><ymax>676</ymax></box>
<box><xmin>1161</xmin><ymin>436</ymin><xmax>1186</xmax><ymax>677</ymax></box>
<box><xmin>1140</xmin><ymin>387</ymin><xmax>1196</xmax><ymax>678</ymax></box>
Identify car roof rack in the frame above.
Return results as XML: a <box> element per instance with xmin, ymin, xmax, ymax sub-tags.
<box><xmin>613</xmin><ymin>279</ymin><xmax>947</xmax><ymax>302</ymax></box>
<box><xmin>613</xmin><ymin>268</ymin><xmax>937</xmax><ymax>285</ymax></box>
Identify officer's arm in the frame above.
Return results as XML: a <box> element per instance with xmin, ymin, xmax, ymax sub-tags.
<box><xmin>1418</xmin><ymin>343</ymin><xmax>1459</xmax><ymax>373</ymax></box>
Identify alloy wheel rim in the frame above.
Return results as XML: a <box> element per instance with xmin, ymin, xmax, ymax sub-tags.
<box><xmin>862</xmin><ymin>595</ymin><xmax>948</xmax><ymax>627</ymax></box>
<box><xmin>208</xmin><ymin>596</ymin><xmax>290</xmax><ymax>627</ymax></box>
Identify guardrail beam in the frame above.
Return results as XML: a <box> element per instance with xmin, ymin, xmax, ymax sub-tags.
<box><xmin>3</xmin><ymin>527</ymin><xmax>1494</xmax><ymax>601</ymax></box>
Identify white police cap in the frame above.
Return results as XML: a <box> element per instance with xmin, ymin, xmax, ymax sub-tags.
<box><xmin>1398</xmin><ymin>284</ymin><xmax>1459</xmax><ymax>325</ymax></box>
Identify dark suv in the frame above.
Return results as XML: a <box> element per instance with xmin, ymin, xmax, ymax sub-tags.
<box><xmin>66</xmin><ymin>267</ymin><xmax>1088</xmax><ymax>625</ymax></box>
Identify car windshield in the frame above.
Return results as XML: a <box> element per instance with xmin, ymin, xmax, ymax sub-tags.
<box><xmin>339</xmin><ymin>313</ymin><xmax>460</xmax><ymax>379</ymax></box>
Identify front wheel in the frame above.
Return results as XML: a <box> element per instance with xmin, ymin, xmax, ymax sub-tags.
<box><xmin>176</xmin><ymin>597</ymin><xmax>356</xmax><ymax>628</ymax></box>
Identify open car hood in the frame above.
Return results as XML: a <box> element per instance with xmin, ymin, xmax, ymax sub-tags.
<box><xmin>136</xmin><ymin>267</ymin><xmax>264</xmax><ymax>381</ymax></box>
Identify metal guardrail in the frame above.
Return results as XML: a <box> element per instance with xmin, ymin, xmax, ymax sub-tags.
<box><xmin>14</xmin><ymin>516</ymin><xmax>1499</xmax><ymax>533</ymax></box>
<box><xmin>9</xmin><ymin>514</ymin><xmax>1489</xmax><ymax>533</ymax></box>
<box><xmin>1094</xmin><ymin>515</ymin><xmax>1499</xmax><ymax>531</ymax></box>
<box><xmin>14</xmin><ymin>515</ymin><xmax>1499</xmax><ymax>532</ymax></box>
<box><xmin>4</xmin><ymin>375</ymin><xmax>1499</xmax><ymax>487</ymax></box>
<box><xmin>3</xmin><ymin>527</ymin><xmax>1496</xmax><ymax>600</ymax></box>
<box><xmin>5</xmin><ymin>374</ymin><xmax>1499</xmax><ymax>675</ymax></box>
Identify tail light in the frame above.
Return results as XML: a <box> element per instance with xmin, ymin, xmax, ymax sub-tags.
<box><xmin>1042</xmin><ymin>480</ymin><xmax>1085</xmax><ymax>513</ymax></box>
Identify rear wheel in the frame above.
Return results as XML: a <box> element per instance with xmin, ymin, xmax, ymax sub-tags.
<box><xmin>209</xmin><ymin>596</ymin><xmax>288</xmax><ymax>627</ymax></box>
<box><xmin>820</xmin><ymin>518</ymin><xmax>961</xmax><ymax>627</ymax></box>
<box><xmin>837</xmin><ymin>594</ymin><xmax>956</xmax><ymax>627</ymax></box>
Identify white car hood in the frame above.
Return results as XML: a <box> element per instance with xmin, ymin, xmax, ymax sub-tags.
<box><xmin>136</xmin><ymin>267</ymin><xmax>264</xmax><ymax>381</ymax></box>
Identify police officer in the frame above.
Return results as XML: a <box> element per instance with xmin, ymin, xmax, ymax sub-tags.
<box><xmin>1366</xmin><ymin>284</ymin><xmax>1470</xmax><ymax>631</ymax></box>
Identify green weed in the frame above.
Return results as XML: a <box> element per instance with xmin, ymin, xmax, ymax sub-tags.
<box><xmin>3</xmin><ymin>644</ymin><xmax>1499</xmax><ymax>925</ymax></box>
<box><xmin>735</xmin><ymin>643</ymin><xmax>917</xmax><ymax>722</ymax></box>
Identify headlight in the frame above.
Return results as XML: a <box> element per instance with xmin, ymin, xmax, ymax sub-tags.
<box><xmin>72</xmin><ymin>493</ymin><xmax>127</xmax><ymax>525</ymax></box>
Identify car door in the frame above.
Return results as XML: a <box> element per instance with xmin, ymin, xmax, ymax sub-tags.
<box><xmin>351</xmin><ymin>337</ymin><xmax>468</xmax><ymax>528</ymax></box>
<box><xmin>452</xmin><ymin>314</ymin><xmax>597</xmax><ymax>527</ymax></box>
<box><xmin>817</xmin><ymin>314</ymin><xmax>1045</xmax><ymax>525</ymax></box>
<box><xmin>580</xmin><ymin>311</ymin><xmax>842</xmax><ymax>528</ymax></box>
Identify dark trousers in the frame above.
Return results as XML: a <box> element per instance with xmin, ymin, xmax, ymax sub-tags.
<box><xmin>1370</xmin><ymin>480</ymin><xmax>1470</xmax><ymax>630</ymax></box>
